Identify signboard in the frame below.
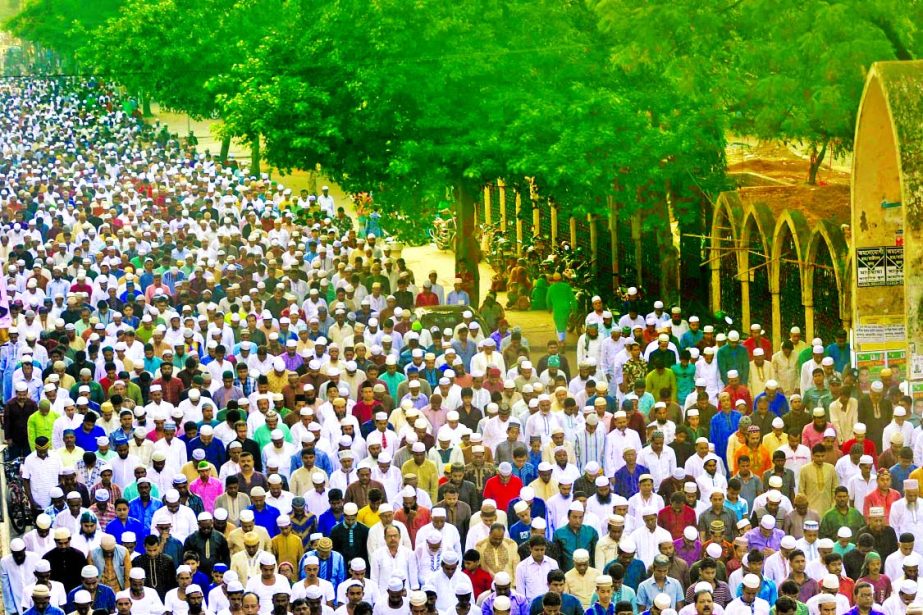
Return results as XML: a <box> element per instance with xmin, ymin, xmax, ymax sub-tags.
<box><xmin>885</xmin><ymin>246</ymin><xmax>904</xmax><ymax>285</ymax></box>
<box><xmin>855</xmin><ymin>315</ymin><xmax>906</xmax><ymax>350</ymax></box>
<box><xmin>856</xmin><ymin>351</ymin><xmax>887</xmax><ymax>379</ymax></box>
<box><xmin>857</xmin><ymin>247</ymin><xmax>887</xmax><ymax>287</ymax></box>
<box><xmin>912</xmin><ymin>381</ymin><xmax>923</xmax><ymax>401</ymax></box>
<box><xmin>887</xmin><ymin>350</ymin><xmax>907</xmax><ymax>376</ymax></box>
<box><xmin>912</xmin><ymin>352</ymin><xmax>923</xmax><ymax>380</ymax></box>
<box><xmin>856</xmin><ymin>246</ymin><xmax>904</xmax><ymax>287</ymax></box>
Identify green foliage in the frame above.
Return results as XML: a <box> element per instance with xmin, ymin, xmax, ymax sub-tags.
<box><xmin>219</xmin><ymin>0</ymin><xmax>726</xmax><ymax>224</ymax></box>
<box><xmin>5</xmin><ymin>0</ymin><xmax>122</xmax><ymax>64</ymax></box>
<box><xmin>78</xmin><ymin>0</ymin><xmax>284</xmax><ymax>120</ymax></box>
<box><xmin>591</xmin><ymin>0</ymin><xmax>923</xmax><ymax>183</ymax></box>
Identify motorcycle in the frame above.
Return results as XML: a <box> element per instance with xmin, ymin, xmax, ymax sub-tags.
<box><xmin>429</xmin><ymin>213</ymin><xmax>456</xmax><ymax>250</ymax></box>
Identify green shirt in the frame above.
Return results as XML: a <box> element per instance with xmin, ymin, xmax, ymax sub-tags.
<box><xmin>27</xmin><ymin>410</ymin><xmax>60</xmax><ymax>450</ymax></box>
<box><xmin>819</xmin><ymin>505</ymin><xmax>865</xmax><ymax>540</ymax></box>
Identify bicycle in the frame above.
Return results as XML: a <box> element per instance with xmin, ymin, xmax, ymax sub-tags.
<box><xmin>3</xmin><ymin>453</ymin><xmax>31</xmax><ymax>535</ymax></box>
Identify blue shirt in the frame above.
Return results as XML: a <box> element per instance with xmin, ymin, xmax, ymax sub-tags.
<box><xmin>587</xmin><ymin>602</ymin><xmax>617</xmax><ymax>615</ymax></box>
<box><xmin>529</xmin><ymin>592</ymin><xmax>583</xmax><ymax>615</ymax></box>
<box><xmin>105</xmin><ymin>516</ymin><xmax>147</xmax><ymax>553</ymax></box>
<box><xmin>637</xmin><ymin>576</ymin><xmax>685</xmax><ymax>609</ymax></box>
<box><xmin>74</xmin><ymin>425</ymin><xmax>107</xmax><ymax>452</ymax></box>
<box><xmin>66</xmin><ymin>584</ymin><xmax>116</xmax><ymax>612</ymax></box>
<box><xmin>709</xmin><ymin>410</ymin><xmax>742</xmax><ymax>466</ymax></box>
<box><xmin>825</xmin><ymin>343</ymin><xmax>851</xmax><ymax>373</ymax></box>
<box><xmin>317</xmin><ymin>510</ymin><xmax>344</xmax><ymax>536</ymax></box>
<box><xmin>734</xmin><ymin>577</ymin><xmax>777</xmax><ymax>605</ymax></box>
<box><xmin>754</xmin><ymin>391</ymin><xmax>789</xmax><ymax>417</ymax></box>
<box><xmin>248</xmin><ymin>504</ymin><xmax>282</xmax><ymax>537</ymax></box>
<box><xmin>890</xmin><ymin>462</ymin><xmax>917</xmax><ymax>494</ymax></box>
<box><xmin>510</xmin><ymin>519</ymin><xmax>533</xmax><ymax>545</ymax></box>
<box><xmin>128</xmin><ymin>497</ymin><xmax>163</xmax><ymax>533</ymax></box>
<box><xmin>446</xmin><ymin>290</ymin><xmax>470</xmax><ymax>306</ymax></box>
<box><xmin>613</xmin><ymin>464</ymin><xmax>651</xmax><ymax>500</ymax></box>
<box><xmin>186</xmin><ymin>436</ymin><xmax>227</xmax><ymax>468</ymax></box>
<box><xmin>511</xmin><ymin>462</ymin><xmax>537</xmax><ymax>487</ymax></box>
<box><xmin>506</xmin><ymin>496</ymin><xmax>547</xmax><ymax>526</ymax></box>
<box><xmin>23</xmin><ymin>606</ymin><xmax>65</xmax><ymax>615</ymax></box>
<box><xmin>603</xmin><ymin>557</ymin><xmax>646</xmax><ymax>590</ymax></box>
<box><xmin>303</xmin><ymin>550</ymin><xmax>345</xmax><ymax>587</ymax></box>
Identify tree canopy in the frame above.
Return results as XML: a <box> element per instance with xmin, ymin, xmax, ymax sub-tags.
<box><xmin>591</xmin><ymin>0</ymin><xmax>923</xmax><ymax>183</ymax></box>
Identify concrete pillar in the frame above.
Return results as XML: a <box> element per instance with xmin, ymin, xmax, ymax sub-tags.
<box><xmin>551</xmin><ymin>206</ymin><xmax>558</xmax><ymax>244</ymax></box>
<box><xmin>499</xmin><ymin>179</ymin><xmax>507</xmax><ymax>232</ymax></box>
<box><xmin>483</xmin><ymin>186</ymin><xmax>492</xmax><ymax>225</ymax></box>
<box><xmin>515</xmin><ymin>191</ymin><xmax>523</xmax><ymax>255</ymax></box>
<box><xmin>771</xmin><ymin>291</ymin><xmax>782</xmax><ymax>350</ymax></box>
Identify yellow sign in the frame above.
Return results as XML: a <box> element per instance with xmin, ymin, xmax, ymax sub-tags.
<box><xmin>855</xmin><ymin>315</ymin><xmax>906</xmax><ymax>351</ymax></box>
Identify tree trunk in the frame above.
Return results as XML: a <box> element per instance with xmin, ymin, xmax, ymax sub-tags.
<box><xmin>807</xmin><ymin>140</ymin><xmax>828</xmax><ymax>185</ymax></box>
<box><xmin>454</xmin><ymin>179</ymin><xmax>482</xmax><ymax>307</ymax></box>
<box><xmin>141</xmin><ymin>93</ymin><xmax>152</xmax><ymax>117</ymax></box>
<box><xmin>250</xmin><ymin>137</ymin><xmax>261</xmax><ymax>177</ymax></box>
<box><xmin>219</xmin><ymin>135</ymin><xmax>231</xmax><ymax>163</ymax></box>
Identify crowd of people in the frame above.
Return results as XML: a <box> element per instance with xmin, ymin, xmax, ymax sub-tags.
<box><xmin>0</xmin><ymin>79</ymin><xmax>917</xmax><ymax>615</ymax></box>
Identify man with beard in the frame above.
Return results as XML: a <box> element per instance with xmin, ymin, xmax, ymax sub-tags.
<box><xmin>185</xmin><ymin>584</ymin><xmax>211</xmax><ymax>615</ymax></box>
<box><xmin>44</xmin><ymin>527</ymin><xmax>88</xmax><ymax>592</ymax></box>
<box><xmin>184</xmin><ymin>511</ymin><xmax>231</xmax><ymax>575</ymax></box>
<box><xmin>134</xmin><ymin>535</ymin><xmax>178</xmax><ymax>600</ymax></box>
<box><xmin>1</xmin><ymin>538</ymin><xmax>40</xmax><ymax>615</ymax></box>
<box><xmin>123</xmin><ymin>567</ymin><xmax>164</xmax><ymax>615</ymax></box>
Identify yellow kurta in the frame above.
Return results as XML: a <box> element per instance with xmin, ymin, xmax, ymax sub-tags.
<box><xmin>227</xmin><ymin>526</ymin><xmax>272</xmax><ymax>555</ymax></box>
<box><xmin>476</xmin><ymin>537</ymin><xmax>520</xmax><ymax>582</ymax></box>
<box><xmin>595</xmin><ymin>536</ymin><xmax>620</xmax><ymax>572</ymax></box>
<box><xmin>761</xmin><ymin>432</ymin><xmax>786</xmax><ymax>455</ymax></box>
<box><xmin>271</xmin><ymin>531</ymin><xmax>305</xmax><ymax>569</ymax></box>
<box><xmin>542</xmin><ymin>441</ymin><xmax>576</xmax><ymax>465</ymax></box>
<box><xmin>401</xmin><ymin>459</ymin><xmax>439</xmax><ymax>501</ymax></box>
<box><xmin>291</xmin><ymin>467</ymin><xmax>327</xmax><ymax>498</ymax></box>
<box><xmin>529</xmin><ymin>477</ymin><xmax>559</xmax><ymax>501</ymax></box>
<box><xmin>56</xmin><ymin>446</ymin><xmax>85</xmax><ymax>468</ymax></box>
<box><xmin>565</xmin><ymin>566</ymin><xmax>601</xmax><ymax>608</ymax></box>
<box><xmin>230</xmin><ymin>550</ymin><xmax>262</xmax><ymax>585</ymax></box>
<box><xmin>798</xmin><ymin>462</ymin><xmax>838</xmax><ymax>515</ymax></box>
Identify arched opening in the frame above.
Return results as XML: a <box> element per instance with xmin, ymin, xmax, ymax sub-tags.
<box><xmin>744</xmin><ymin>215</ymin><xmax>771</xmax><ymax>340</ymax></box>
<box><xmin>812</xmin><ymin>232</ymin><xmax>842</xmax><ymax>343</ymax></box>
<box><xmin>716</xmin><ymin>206</ymin><xmax>741</xmax><ymax>323</ymax></box>
<box><xmin>777</xmin><ymin>222</ymin><xmax>805</xmax><ymax>339</ymax></box>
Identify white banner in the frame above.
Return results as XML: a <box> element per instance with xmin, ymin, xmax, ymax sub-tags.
<box><xmin>0</xmin><ymin>275</ymin><xmax>11</xmax><ymax>328</ymax></box>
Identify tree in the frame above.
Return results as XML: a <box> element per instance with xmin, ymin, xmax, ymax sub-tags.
<box><xmin>591</xmin><ymin>0</ymin><xmax>923</xmax><ymax>185</ymax></box>
<box><xmin>79</xmin><ymin>0</ymin><xmax>283</xmax><ymax>155</ymax></box>
<box><xmin>219</xmin><ymin>0</ymin><xmax>726</xmax><ymax>303</ymax></box>
<box><xmin>5</xmin><ymin>0</ymin><xmax>123</xmax><ymax>69</ymax></box>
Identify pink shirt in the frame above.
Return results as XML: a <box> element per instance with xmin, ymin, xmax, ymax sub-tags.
<box><xmin>189</xmin><ymin>476</ymin><xmax>224</xmax><ymax>512</ymax></box>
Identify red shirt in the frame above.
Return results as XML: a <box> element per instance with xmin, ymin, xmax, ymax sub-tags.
<box><xmin>863</xmin><ymin>487</ymin><xmax>901</xmax><ymax>519</ymax></box>
<box><xmin>353</xmin><ymin>400</ymin><xmax>382</xmax><ymax>425</ymax></box>
<box><xmin>415</xmin><ymin>292</ymin><xmax>440</xmax><ymax>307</ymax></box>
<box><xmin>743</xmin><ymin>336</ymin><xmax>773</xmax><ymax>359</ymax></box>
<box><xmin>154</xmin><ymin>376</ymin><xmax>185</xmax><ymax>406</ymax></box>
<box><xmin>657</xmin><ymin>505</ymin><xmax>698</xmax><ymax>540</ymax></box>
<box><xmin>464</xmin><ymin>566</ymin><xmax>494</xmax><ymax>597</ymax></box>
<box><xmin>840</xmin><ymin>437</ymin><xmax>878</xmax><ymax>458</ymax></box>
<box><xmin>482</xmin><ymin>475</ymin><xmax>523</xmax><ymax>512</ymax></box>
